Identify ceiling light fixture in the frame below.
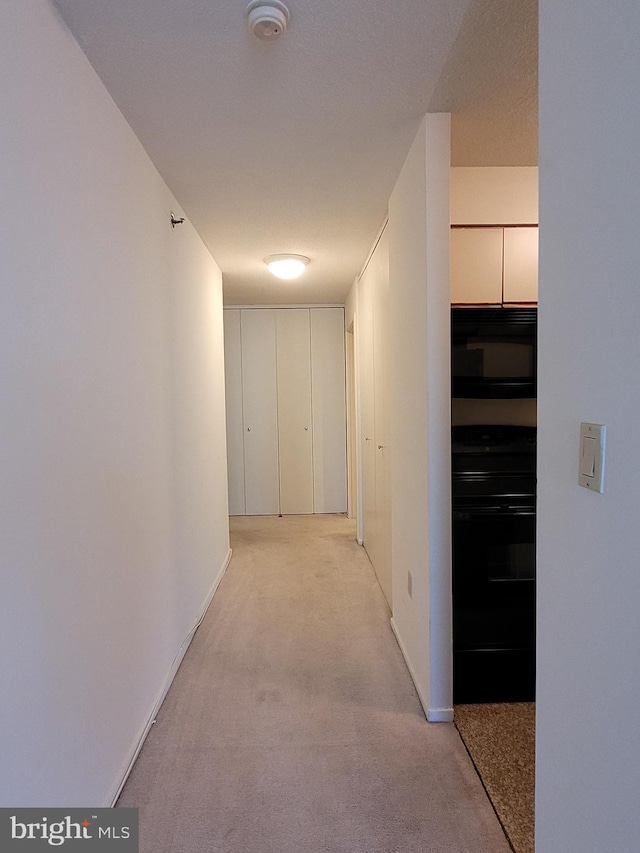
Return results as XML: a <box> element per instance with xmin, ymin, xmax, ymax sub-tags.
<box><xmin>245</xmin><ymin>0</ymin><xmax>290</xmax><ymax>42</ymax></box>
<box><xmin>264</xmin><ymin>254</ymin><xmax>310</xmax><ymax>280</ymax></box>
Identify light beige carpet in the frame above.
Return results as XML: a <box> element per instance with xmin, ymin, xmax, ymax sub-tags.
<box><xmin>454</xmin><ymin>703</ymin><xmax>536</xmax><ymax>853</ymax></box>
<box><xmin>118</xmin><ymin>514</ymin><xmax>510</xmax><ymax>852</ymax></box>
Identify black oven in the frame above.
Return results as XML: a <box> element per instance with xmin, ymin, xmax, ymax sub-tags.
<box><xmin>452</xmin><ymin>426</ymin><xmax>536</xmax><ymax>703</ymax></box>
<box><xmin>452</xmin><ymin>307</ymin><xmax>537</xmax><ymax>398</ymax></box>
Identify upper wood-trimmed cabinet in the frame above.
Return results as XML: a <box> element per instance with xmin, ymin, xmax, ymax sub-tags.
<box><xmin>503</xmin><ymin>227</ymin><xmax>538</xmax><ymax>303</ymax></box>
<box><xmin>451</xmin><ymin>226</ymin><xmax>538</xmax><ymax>305</ymax></box>
<box><xmin>451</xmin><ymin>228</ymin><xmax>503</xmax><ymax>305</ymax></box>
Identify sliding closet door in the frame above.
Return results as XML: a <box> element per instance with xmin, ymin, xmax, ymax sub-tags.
<box><xmin>241</xmin><ymin>309</ymin><xmax>280</xmax><ymax>515</ymax></box>
<box><xmin>223</xmin><ymin>309</ymin><xmax>245</xmax><ymax>515</ymax></box>
<box><xmin>276</xmin><ymin>310</ymin><xmax>314</xmax><ymax>514</ymax></box>
<box><xmin>311</xmin><ymin>308</ymin><xmax>347</xmax><ymax>513</ymax></box>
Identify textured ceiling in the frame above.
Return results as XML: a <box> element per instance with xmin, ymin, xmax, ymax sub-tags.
<box><xmin>51</xmin><ymin>0</ymin><xmax>537</xmax><ymax>305</ymax></box>
<box><xmin>430</xmin><ymin>0</ymin><xmax>538</xmax><ymax>166</ymax></box>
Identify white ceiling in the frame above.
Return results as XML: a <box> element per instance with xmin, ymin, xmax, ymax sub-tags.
<box><xmin>51</xmin><ymin>0</ymin><xmax>537</xmax><ymax>305</ymax></box>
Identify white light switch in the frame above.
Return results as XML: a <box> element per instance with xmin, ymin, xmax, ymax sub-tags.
<box><xmin>580</xmin><ymin>436</ymin><xmax>596</xmax><ymax>477</ymax></box>
<box><xmin>579</xmin><ymin>423</ymin><xmax>606</xmax><ymax>493</ymax></box>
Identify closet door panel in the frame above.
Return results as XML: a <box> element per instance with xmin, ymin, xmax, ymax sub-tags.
<box><xmin>276</xmin><ymin>310</ymin><xmax>314</xmax><ymax>514</ymax></box>
<box><xmin>241</xmin><ymin>310</ymin><xmax>280</xmax><ymax>515</ymax></box>
<box><xmin>311</xmin><ymin>308</ymin><xmax>347</xmax><ymax>513</ymax></box>
<box><xmin>223</xmin><ymin>310</ymin><xmax>245</xmax><ymax>515</ymax></box>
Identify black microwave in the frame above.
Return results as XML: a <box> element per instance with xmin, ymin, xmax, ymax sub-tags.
<box><xmin>451</xmin><ymin>307</ymin><xmax>537</xmax><ymax>398</ymax></box>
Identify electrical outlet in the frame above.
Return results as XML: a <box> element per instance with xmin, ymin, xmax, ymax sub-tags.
<box><xmin>407</xmin><ymin>570</ymin><xmax>413</xmax><ymax>598</ymax></box>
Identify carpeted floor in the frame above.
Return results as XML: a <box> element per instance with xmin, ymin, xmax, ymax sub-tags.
<box><xmin>118</xmin><ymin>514</ymin><xmax>510</xmax><ymax>852</ymax></box>
<box><xmin>454</xmin><ymin>703</ymin><xmax>536</xmax><ymax>853</ymax></box>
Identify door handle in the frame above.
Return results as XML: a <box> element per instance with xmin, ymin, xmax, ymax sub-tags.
<box><xmin>247</xmin><ymin>427</ymin><xmax>251</xmax><ymax>432</ymax></box>
<box><xmin>365</xmin><ymin>437</ymin><xmax>371</xmax><ymax>441</ymax></box>
<box><xmin>378</xmin><ymin>444</ymin><xmax>384</xmax><ymax>450</ymax></box>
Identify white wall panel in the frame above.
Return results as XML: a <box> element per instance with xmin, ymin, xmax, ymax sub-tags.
<box><xmin>389</xmin><ymin>114</ymin><xmax>452</xmax><ymax>720</ymax></box>
<box><xmin>537</xmin><ymin>3</ymin><xmax>640</xmax><ymax>850</ymax></box>
<box><xmin>0</xmin><ymin>0</ymin><xmax>230</xmax><ymax>806</ymax></box>
<box><xmin>450</xmin><ymin>167</ymin><xmax>539</xmax><ymax>225</ymax></box>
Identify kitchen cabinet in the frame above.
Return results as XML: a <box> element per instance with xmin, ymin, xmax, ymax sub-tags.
<box><xmin>451</xmin><ymin>226</ymin><xmax>538</xmax><ymax>305</ymax></box>
<box><xmin>451</xmin><ymin>228</ymin><xmax>503</xmax><ymax>305</ymax></box>
<box><xmin>503</xmin><ymin>227</ymin><xmax>538</xmax><ymax>303</ymax></box>
<box><xmin>224</xmin><ymin>307</ymin><xmax>347</xmax><ymax>516</ymax></box>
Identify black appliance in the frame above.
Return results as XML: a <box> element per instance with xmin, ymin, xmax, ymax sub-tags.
<box><xmin>452</xmin><ymin>307</ymin><xmax>537</xmax><ymax>398</ymax></box>
<box><xmin>452</xmin><ymin>425</ymin><xmax>536</xmax><ymax>703</ymax></box>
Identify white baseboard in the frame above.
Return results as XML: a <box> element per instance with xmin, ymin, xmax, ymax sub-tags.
<box><xmin>390</xmin><ymin>617</ymin><xmax>453</xmax><ymax>724</ymax></box>
<box><xmin>426</xmin><ymin>707</ymin><xmax>454</xmax><ymax>723</ymax></box>
<box><xmin>106</xmin><ymin>547</ymin><xmax>233</xmax><ymax>807</ymax></box>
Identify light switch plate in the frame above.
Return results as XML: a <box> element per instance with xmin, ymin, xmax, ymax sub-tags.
<box><xmin>579</xmin><ymin>422</ymin><xmax>606</xmax><ymax>493</ymax></box>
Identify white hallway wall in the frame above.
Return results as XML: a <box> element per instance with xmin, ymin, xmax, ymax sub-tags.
<box><xmin>351</xmin><ymin>160</ymin><xmax>539</xmax><ymax>721</ymax></box>
<box><xmin>349</xmin><ymin>116</ymin><xmax>452</xmax><ymax>719</ymax></box>
<box><xmin>0</xmin><ymin>0</ymin><xmax>230</xmax><ymax>806</ymax></box>
<box><xmin>388</xmin><ymin>115</ymin><xmax>452</xmax><ymax>720</ymax></box>
<box><xmin>450</xmin><ymin>167</ymin><xmax>538</xmax><ymax>225</ymax></box>
<box><xmin>536</xmin><ymin>2</ymin><xmax>640</xmax><ymax>850</ymax></box>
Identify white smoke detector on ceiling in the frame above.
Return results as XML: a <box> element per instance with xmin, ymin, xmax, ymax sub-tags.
<box><xmin>245</xmin><ymin>0</ymin><xmax>290</xmax><ymax>42</ymax></box>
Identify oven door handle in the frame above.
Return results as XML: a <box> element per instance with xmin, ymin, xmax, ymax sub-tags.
<box><xmin>454</xmin><ymin>506</ymin><xmax>535</xmax><ymax>519</ymax></box>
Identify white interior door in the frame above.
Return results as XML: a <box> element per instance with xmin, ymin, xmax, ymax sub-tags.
<box><xmin>372</xmin><ymin>229</ymin><xmax>392</xmax><ymax>605</ymax></box>
<box><xmin>346</xmin><ymin>324</ymin><xmax>357</xmax><ymax>520</ymax></box>
<box><xmin>276</xmin><ymin>309</ymin><xmax>314</xmax><ymax>514</ymax></box>
<box><xmin>223</xmin><ymin>309</ymin><xmax>245</xmax><ymax>515</ymax></box>
<box><xmin>311</xmin><ymin>308</ymin><xmax>347</xmax><ymax>513</ymax></box>
<box><xmin>358</xmin><ymin>254</ymin><xmax>378</xmax><ymax>566</ymax></box>
<box><xmin>356</xmin><ymin>226</ymin><xmax>392</xmax><ymax>606</ymax></box>
<box><xmin>241</xmin><ymin>309</ymin><xmax>280</xmax><ymax>515</ymax></box>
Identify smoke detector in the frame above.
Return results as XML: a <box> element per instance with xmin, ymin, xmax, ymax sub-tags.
<box><xmin>246</xmin><ymin>0</ymin><xmax>290</xmax><ymax>42</ymax></box>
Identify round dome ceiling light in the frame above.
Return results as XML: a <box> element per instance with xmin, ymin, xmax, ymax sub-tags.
<box><xmin>246</xmin><ymin>0</ymin><xmax>290</xmax><ymax>42</ymax></box>
<box><xmin>264</xmin><ymin>254</ymin><xmax>309</xmax><ymax>280</ymax></box>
